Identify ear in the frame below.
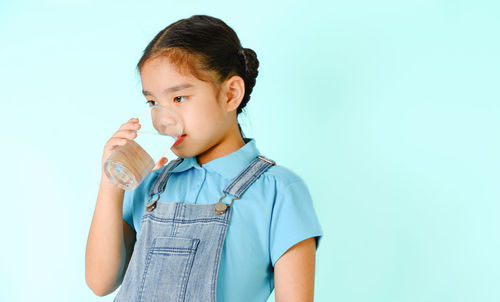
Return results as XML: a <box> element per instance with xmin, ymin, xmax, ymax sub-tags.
<box><xmin>222</xmin><ymin>75</ymin><xmax>245</xmax><ymax>112</ymax></box>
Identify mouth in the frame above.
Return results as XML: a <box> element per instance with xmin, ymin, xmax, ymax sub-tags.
<box><xmin>173</xmin><ymin>134</ymin><xmax>187</xmax><ymax>147</ymax></box>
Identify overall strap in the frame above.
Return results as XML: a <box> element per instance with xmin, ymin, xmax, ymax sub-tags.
<box><xmin>145</xmin><ymin>155</ymin><xmax>276</xmax><ymax>213</ymax></box>
<box><xmin>145</xmin><ymin>158</ymin><xmax>184</xmax><ymax>210</ymax></box>
<box><xmin>213</xmin><ymin>155</ymin><xmax>276</xmax><ymax>214</ymax></box>
<box><xmin>223</xmin><ymin>155</ymin><xmax>276</xmax><ymax>199</ymax></box>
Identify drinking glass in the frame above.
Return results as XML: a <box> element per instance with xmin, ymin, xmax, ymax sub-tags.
<box><xmin>103</xmin><ymin>105</ymin><xmax>184</xmax><ymax>190</ymax></box>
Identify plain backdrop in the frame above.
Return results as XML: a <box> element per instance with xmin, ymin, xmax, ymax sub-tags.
<box><xmin>1</xmin><ymin>0</ymin><xmax>499</xmax><ymax>301</ymax></box>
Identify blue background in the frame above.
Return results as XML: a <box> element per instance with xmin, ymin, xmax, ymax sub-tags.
<box><xmin>1</xmin><ymin>0</ymin><xmax>499</xmax><ymax>301</ymax></box>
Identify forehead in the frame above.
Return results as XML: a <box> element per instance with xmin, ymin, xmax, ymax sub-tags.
<box><xmin>140</xmin><ymin>56</ymin><xmax>198</xmax><ymax>85</ymax></box>
<box><xmin>140</xmin><ymin>55</ymin><xmax>222</xmax><ymax>98</ymax></box>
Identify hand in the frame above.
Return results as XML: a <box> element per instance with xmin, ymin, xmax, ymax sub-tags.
<box><xmin>152</xmin><ymin>157</ymin><xmax>168</xmax><ymax>171</ymax></box>
<box><xmin>101</xmin><ymin>118</ymin><xmax>141</xmax><ymax>169</ymax></box>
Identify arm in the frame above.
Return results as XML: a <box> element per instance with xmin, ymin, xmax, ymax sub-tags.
<box><xmin>274</xmin><ymin>237</ymin><xmax>317</xmax><ymax>302</ymax></box>
<box><xmin>85</xmin><ymin>174</ymin><xmax>136</xmax><ymax>296</ymax></box>
<box><xmin>86</xmin><ymin>118</ymin><xmax>162</xmax><ymax>296</ymax></box>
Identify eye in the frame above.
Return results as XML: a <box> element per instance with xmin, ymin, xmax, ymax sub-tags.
<box><xmin>174</xmin><ymin>96</ymin><xmax>187</xmax><ymax>103</ymax></box>
<box><xmin>145</xmin><ymin>100</ymin><xmax>156</xmax><ymax>107</ymax></box>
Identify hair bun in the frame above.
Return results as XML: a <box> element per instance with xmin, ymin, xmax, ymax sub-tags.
<box><xmin>238</xmin><ymin>47</ymin><xmax>259</xmax><ymax>115</ymax></box>
<box><xmin>242</xmin><ymin>48</ymin><xmax>259</xmax><ymax>82</ymax></box>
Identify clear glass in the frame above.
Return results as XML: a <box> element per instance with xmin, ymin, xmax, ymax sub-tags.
<box><xmin>103</xmin><ymin>105</ymin><xmax>184</xmax><ymax>190</ymax></box>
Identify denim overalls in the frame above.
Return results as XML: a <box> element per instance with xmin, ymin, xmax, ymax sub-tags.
<box><xmin>114</xmin><ymin>154</ymin><xmax>276</xmax><ymax>302</ymax></box>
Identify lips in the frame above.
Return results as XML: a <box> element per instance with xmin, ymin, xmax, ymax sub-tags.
<box><xmin>173</xmin><ymin>134</ymin><xmax>186</xmax><ymax>147</ymax></box>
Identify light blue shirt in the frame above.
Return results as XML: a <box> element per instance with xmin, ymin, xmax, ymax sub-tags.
<box><xmin>122</xmin><ymin>138</ymin><xmax>324</xmax><ymax>301</ymax></box>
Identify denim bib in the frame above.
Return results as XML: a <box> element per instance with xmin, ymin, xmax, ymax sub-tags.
<box><xmin>114</xmin><ymin>154</ymin><xmax>276</xmax><ymax>302</ymax></box>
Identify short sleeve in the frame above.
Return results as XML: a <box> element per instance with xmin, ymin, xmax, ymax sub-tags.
<box><xmin>121</xmin><ymin>168</ymin><xmax>164</xmax><ymax>232</ymax></box>
<box><xmin>122</xmin><ymin>189</ymin><xmax>135</xmax><ymax>231</ymax></box>
<box><xmin>269</xmin><ymin>179</ymin><xmax>324</xmax><ymax>266</ymax></box>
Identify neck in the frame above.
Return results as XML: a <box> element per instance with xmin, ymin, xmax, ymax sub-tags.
<box><xmin>196</xmin><ymin>131</ymin><xmax>246</xmax><ymax>166</ymax></box>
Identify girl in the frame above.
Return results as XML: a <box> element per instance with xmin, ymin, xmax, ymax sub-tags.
<box><xmin>86</xmin><ymin>15</ymin><xmax>323</xmax><ymax>302</ymax></box>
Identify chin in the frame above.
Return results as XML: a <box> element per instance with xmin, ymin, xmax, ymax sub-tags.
<box><xmin>171</xmin><ymin>149</ymin><xmax>189</xmax><ymax>159</ymax></box>
<box><xmin>171</xmin><ymin>145</ymin><xmax>198</xmax><ymax>159</ymax></box>
<box><xmin>172</xmin><ymin>138</ymin><xmax>216</xmax><ymax>159</ymax></box>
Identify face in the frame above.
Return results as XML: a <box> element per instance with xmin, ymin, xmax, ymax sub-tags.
<box><xmin>140</xmin><ymin>56</ymin><xmax>237</xmax><ymax>159</ymax></box>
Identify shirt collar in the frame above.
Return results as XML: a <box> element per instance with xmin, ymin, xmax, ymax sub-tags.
<box><xmin>169</xmin><ymin>137</ymin><xmax>261</xmax><ymax>180</ymax></box>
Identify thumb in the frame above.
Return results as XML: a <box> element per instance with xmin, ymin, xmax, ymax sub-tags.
<box><xmin>152</xmin><ymin>157</ymin><xmax>168</xmax><ymax>171</ymax></box>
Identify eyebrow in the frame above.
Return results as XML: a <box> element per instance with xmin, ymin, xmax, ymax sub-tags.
<box><xmin>142</xmin><ymin>83</ymin><xmax>194</xmax><ymax>97</ymax></box>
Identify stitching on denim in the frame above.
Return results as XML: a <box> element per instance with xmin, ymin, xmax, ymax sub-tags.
<box><xmin>228</xmin><ymin>160</ymin><xmax>272</xmax><ymax>197</ymax></box>
<box><xmin>138</xmin><ymin>247</ymin><xmax>154</xmax><ymax>302</ymax></box>
<box><xmin>149</xmin><ymin>158</ymin><xmax>183</xmax><ymax>196</ymax></box>
<box><xmin>211</xmin><ymin>205</ymin><xmax>230</xmax><ymax>301</ymax></box>
<box><xmin>178</xmin><ymin>239</ymin><xmax>199</xmax><ymax>302</ymax></box>
<box><xmin>225</xmin><ymin>158</ymin><xmax>259</xmax><ymax>191</ymax></box>
<box><xmin>226</xmin><ymin>158</ymin><xmax>268</xmax><ymax>193</ymax></box>
<box><xmin>150</xmin><ymin>247</ymin><xmax>197</xmax><ymax>254</ymax></box>
<box><xmin>225</xmin><ymin>158</ymin><xmax>258</xmax><ymax>190</ymax></box>
<box><xmin>142</xmin><ymin>214</ymin><xmax>229</xmax><ymax>225</ymax></box>
<box><xmin>171</xmin><ymin>203</ymin><xmax>180</xmax><ymax>237</ymax></box>
<box><xmin>233</xmin><ymin>162</ymin><xmax>271</xmax><ymax>196</ymax></box>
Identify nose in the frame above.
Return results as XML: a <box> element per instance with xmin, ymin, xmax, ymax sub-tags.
<box><xmin>149</xmin><ymin>102</ymin><xmax>180</xmax><ymax>115</ymax></box>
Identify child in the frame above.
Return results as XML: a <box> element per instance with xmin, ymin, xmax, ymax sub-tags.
<box><xmin>86</xmin><ymin>14</ymin><xmax>323</xmax><ymax>302</ymax></box>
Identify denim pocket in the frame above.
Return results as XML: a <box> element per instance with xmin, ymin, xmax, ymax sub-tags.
<box><xmin>139</xmin><ymin>236</ymin><xmax>200</xmax><ymax>302</ymax></box>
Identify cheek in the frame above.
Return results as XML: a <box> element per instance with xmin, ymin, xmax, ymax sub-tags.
<box><xmin>183</xmin><ymin>104</ymin><xmax>225</xmax><ymax>134</ymax></box>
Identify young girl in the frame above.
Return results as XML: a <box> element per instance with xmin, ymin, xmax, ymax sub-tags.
<box><xmin>86</xmin><ymin>15</ymin><xmax>323</xmax><ymax>302</ymax></box>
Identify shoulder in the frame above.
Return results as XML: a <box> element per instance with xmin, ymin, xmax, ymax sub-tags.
<box><xmin>259</xmin><ymin>162</ymin><xmax>308</xmax><ymax>192</ymax></box>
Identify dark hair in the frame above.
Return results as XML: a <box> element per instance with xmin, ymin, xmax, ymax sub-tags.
<box><xmin>136</xmin><ymin>15</ymin><xmax>259</xmax><ymax>139</ymax></box>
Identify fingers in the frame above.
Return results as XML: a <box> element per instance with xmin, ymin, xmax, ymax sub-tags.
<box><xmin>102</xmin><ymin>118</ymin><xmax>145</xmax><ymax>168</ymax></box>
<box><xmin>114</xmin><ymin>118</ymin><xmax>141</xmax><ymax>140</ymax></box>
<box><xmin>152</xmin><ymin>157</ymin><xmax>168</xmax><ymax>171</ymax></box>
<box><xmin>103</xmin><ymin>118</ymin><xmax>141</xmax><ymax>155</ymax></box>
<box><xmin>120</xmin><ymin>118</ymin><xmax>140</xmax><ymax>130</ymax></box>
